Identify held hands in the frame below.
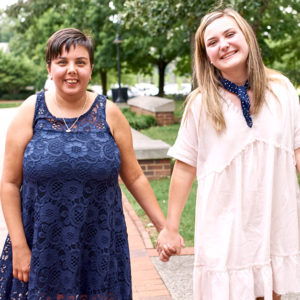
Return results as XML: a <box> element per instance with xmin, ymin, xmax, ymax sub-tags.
<box><xmin>12</xmin><ymin>244</ymin><xmax>31</xmax><ymax>283</ymax></box>
<box><xmin>156</xmin><ymin>228</ymin><xmax>185</xmax><ymax>262</ymax></box>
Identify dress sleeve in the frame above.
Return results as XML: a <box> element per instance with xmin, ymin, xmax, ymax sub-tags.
<box><xmin>167</xmin><ymin>96</ymin><xmax>200</xmax><ymax>167</ymax></box>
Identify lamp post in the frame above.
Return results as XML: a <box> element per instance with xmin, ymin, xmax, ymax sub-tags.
<box><xmin>113</xmin><ymin>25</ymin><xmax>126</xmax><ymax>103</ymax></box>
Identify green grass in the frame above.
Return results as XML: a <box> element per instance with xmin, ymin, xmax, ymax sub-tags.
<box><xmin>140</xmin><ymin>123</ymin><xmax>180</xmax><ymax>146</ymax></box>
<box><xmin>140</xmin><ymin>100</ymin><xmax>184</xmax><ymax>146</ymax></box>
<box><xmin>174</xmin><ymin>100</ymin><xmax>185</xmax><ymax>120</ymax></box>
<box><xmin>0</xmin><ymin>102</ymin><xmax>22</xmax><ymax>108</ymax></box>
<box><xmin>121</xmin><ymin>177</ymin><xmax>197</xmax><ymax>247</ymax></box>
<box><xmin>121</xmin><ymin>99</ymin><xmax>196</xmax><ymax>246</ymax></box>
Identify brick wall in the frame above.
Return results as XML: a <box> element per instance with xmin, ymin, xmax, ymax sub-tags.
<box><xmin>155</xmin><ymin>112</ymin><xmax>174</xmax><ymax>126</ymax></box>
<box><xmin>130</xmin><ymin>106</ymin><xmax>174</xmax><ymax>126</ymax></box>
<box><xmin>138</xmin><ymin>159</ymin><xmax>171</xmax><ymax>180</ymax></box>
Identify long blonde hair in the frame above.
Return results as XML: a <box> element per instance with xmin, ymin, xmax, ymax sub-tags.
<box><xmin>188</xmin><ymin>8</ymin><xmax>268</xmax><ymax>132</ymax></box>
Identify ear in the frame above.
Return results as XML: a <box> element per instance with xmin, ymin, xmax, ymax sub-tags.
<box><xmin>89</xmin><ymin>64</ymin><xmax>94</xmax><ymax>81</ymax></box>
<box><xmin>47</xmin><ymin>64</ymin><xmax>52</xmax><ymax>79</ymax></box>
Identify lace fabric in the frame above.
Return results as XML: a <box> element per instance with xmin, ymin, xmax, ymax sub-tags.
<box><xmin>0</xmin><ymin>91</ymin><xmax>132</xmax><ymax>299</ymax></box>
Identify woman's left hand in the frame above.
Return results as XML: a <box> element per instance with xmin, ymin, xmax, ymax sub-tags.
<box><xmin>156</xmin><ymin>228</ymin><xmax>185</xmax><ymax>262</ymax></box>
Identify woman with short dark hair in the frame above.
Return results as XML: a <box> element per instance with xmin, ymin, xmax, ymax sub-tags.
<box><xmin>0</xmin><ymin>28</ymin><xmax>167</xmax><ymax>299</ymax></box>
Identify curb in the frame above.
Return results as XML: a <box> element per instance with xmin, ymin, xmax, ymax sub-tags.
<box><xmin>122</xmin><ymin>193</ymin><xmax>194</xmax><ymax>257</ymax></box>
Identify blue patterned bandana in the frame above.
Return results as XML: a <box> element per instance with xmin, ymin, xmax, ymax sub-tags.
<box><xmin>220</xmin><ymin>77</ymin><xmax>253</xmax><ymax>128</ymax></box>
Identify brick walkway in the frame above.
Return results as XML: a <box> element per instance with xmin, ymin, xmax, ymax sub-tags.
<box><xmin>123</xmin><ymin>196</ymin><xmax>172</xmax><ymax>300</ymax></box>
<box><xmin>122</xmin><ymin>194</ymin><xmax>194</xmax><ymax>300</ymax></box>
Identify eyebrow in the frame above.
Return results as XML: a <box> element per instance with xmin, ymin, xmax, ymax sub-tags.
<box><xmin>55</xmin><ymin>56</ymin><xmax>89</xmax><ymax>60</ymax></box>
<box><xmin>206</xmin><ymin>27</ymin><xmax>236</xmax><ymax>42</ymax></box>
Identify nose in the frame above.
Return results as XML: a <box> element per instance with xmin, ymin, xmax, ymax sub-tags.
<box><xmin>67</xmin><ymin>62</ymin><xmax>77</xmax><ymax>74</ymax></box>
<box><xmin>220</xmin><ymin>38</ymin><xmax>229</xmax><ymax>50</ymax></box>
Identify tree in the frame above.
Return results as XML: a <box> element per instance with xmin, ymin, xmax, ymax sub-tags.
<box><xmin>5</xmin><ymin>0</ymin><xmax>130</xmax><ymax>95</ymax></box>
<box><xmin>123</xmin><ymin>0</ymin><xmax>191</xmax><ymax>95</ymax></box>
<box><xmin>0</xmin><ymin>15</ymin><xmax>15</xmax><ymax>42</ymax></box>
<box><xmin>177</xmin><ymin>0</ymin><xmax>300</xmax><ymax>85</ymax></box>
<box><xmin>0</xmin><ymin>51</ymin><xmax>36</xmax><ymax>96</ymax></box>
<box><xmin>67</xmin><ymin>0</ymin><xmax>119</xmax><ymax>96</ymax></box>
<box><xmin>124</xmin><ymin>0</ymin><xmax>300</xmax><ymax>89</ymax></box>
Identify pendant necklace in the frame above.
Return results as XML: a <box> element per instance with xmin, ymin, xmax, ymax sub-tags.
<box><xmin>55</xmin><ymin>94</ymin><xmax>87</xmax><ymax>132</ymax></box>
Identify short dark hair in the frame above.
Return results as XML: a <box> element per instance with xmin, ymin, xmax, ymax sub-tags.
<box><xmin>46</xmin><ymin>28</ymin><xmax>94</xmax><ymax>66</ymax></box>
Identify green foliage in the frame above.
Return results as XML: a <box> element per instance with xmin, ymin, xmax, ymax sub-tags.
<box><xmin>123</xmin><ymin>0</ymin><xmax>300</xmax><ymax>85</ymax></box>
<box><xmin>0</xmin><ymin>15</ymin><xmax>15</xmax><ymax>42</ymax></box>
<box><xmin>121</xmin><ymin>108</ymin><xmax>156</xmax><ymax>130</ymax></box>
<box><xmin>231</xmin><ymin>0</ymin><xmax>300</xmax><ymax>83</ymax></box>
<box><xmin>0</xmin><ymin>102</ymin><xmax>22</xmax><ymax>108</ymax></box>
<box><xmin>2</xmin><ymin>0</ymin><xmax>299</xmax><ymax>95</ymax></box>
<box><xmin>123</xmin><ymin>0</ymin><xmax>191</xmax><ymax>94</ymax></box>
<box><xmin>0</xmin><ymin>51</ymin><xmax>37</xmax><ymax>96</ymax></box>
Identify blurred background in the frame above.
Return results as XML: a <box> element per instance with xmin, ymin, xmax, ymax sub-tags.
<box><xmin>0</xmin><ymin>0</ymin><xmax>299</xmax><ymax>101</ymax></box>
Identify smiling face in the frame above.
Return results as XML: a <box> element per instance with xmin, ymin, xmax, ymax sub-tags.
<box><xmin>47</xmin><ymin>44</ymin><xmax>93</xmax><ymax>97</ymax></box>
<box><xmin>204</xmin><ymin>16</ymin><xmax>249</xmax><ymax>80</ymax></box>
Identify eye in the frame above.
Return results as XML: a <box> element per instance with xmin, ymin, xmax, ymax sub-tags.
<box><xmin>77</xmin><ymin>60</ymin><xmax>86</xmax><ymax>66</ymax></box>
<box><xmin>207</xmin><ymin>40</ymin><xmax>217</xmax><ymax>47</ymax></box>
<box><xmin>226</xmin><ymin>31</ymin><xmax>235</xmax><ymax>38</ymax></box>
<box><xmin>57</xmin><ymin>60</ymin><xmax>66</xmax><ymax>65</ymax></box>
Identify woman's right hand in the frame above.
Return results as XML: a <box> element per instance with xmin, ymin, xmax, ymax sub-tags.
<box><xmin>156</xmin><ymin>228</ymin><xmax>185</xmax><ymax>262</ymax></box>
<box><xmin>12</xmin><ymin>244</ymin><xmax>31</xmax><ymax>282</ymax></box>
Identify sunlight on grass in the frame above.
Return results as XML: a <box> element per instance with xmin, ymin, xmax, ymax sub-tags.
<box><xmin>0</xmin><ymin>102</ymin><xmax>22</xmax><ymax>108</ymax></box>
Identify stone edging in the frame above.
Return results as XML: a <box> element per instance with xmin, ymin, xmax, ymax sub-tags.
<box><xmin>122</xmin><ymin>193</ymin><xmax>194</xmax><ymax>257</ymax></box>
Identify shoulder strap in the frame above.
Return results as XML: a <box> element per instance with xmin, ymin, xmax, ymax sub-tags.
<box><xmin>33</xmin><ymin>90</ymin><xmax>47</xmax><ymax>129</ymax></box>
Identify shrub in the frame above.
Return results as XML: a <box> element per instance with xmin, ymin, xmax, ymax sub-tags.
<box><xmin>0</xmin><ymin>51</ymin><xmax>37</xmax><ymax>97</ymax></box>
<box><xmin>121</xmin><ymin>108</ymin><xmax>156</xmax><ymax>130</ymax></box>
<box><xmin>1</xmin><ymin>90</ymin><xmax>33</xmax><ymax>100</ymax></box>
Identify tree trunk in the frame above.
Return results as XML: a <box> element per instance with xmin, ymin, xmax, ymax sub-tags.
<box><xmin>157</xmin><ymin>60</ymin><xmax>168</xmax><ymax>97</ymax></box>
<box><xmin>252</xmin><ymin>0</ymin><xmax>269</xmax><ymax>34</ymax></box>
<box><xmin>99</xmin><ymin>69</ymin><xmax>107</xmax><ymax>96</ymax></box>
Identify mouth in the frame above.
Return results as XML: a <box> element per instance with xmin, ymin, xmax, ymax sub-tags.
<box><xmin>221</xmin><ymin>51</ymin><xmax>237</xmax><ymax>59</ymax></box>
<box><xmin>65</xmin><ymin>79</ymin><xmax>79</xmax><ymax>84</ymax></box>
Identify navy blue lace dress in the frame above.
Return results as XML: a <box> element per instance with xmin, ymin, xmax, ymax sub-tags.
<box><xmin>0</xmin><ymin>91</ymin><xmax>132</xmax><ymax>299</ymax></box>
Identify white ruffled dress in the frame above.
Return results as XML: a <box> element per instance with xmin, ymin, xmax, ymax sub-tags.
<box><xmin>168</xmin><ymin>75</ymin><xmax>300</xmax><ymax>300</ymax></box>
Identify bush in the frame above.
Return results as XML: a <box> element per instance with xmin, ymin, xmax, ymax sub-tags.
<box><xmin>0</xmin><ymin>90</ymin><xmax>33</xmax><ymax>100</ymax></box>
<box><xmin>0</xmin><ymin>51</ymin><xmax>37</xmax><ymax>96</ymax></box>
<box><xmin>121</xmin><ymin>108</ymin><xmax>156</xmax><ymax>130</ymax></box>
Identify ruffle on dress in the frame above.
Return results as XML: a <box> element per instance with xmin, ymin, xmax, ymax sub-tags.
<box><xmin>193</xmin><ymin>254</ymin><xmax>300</xmax><ymax>300</ymax></box>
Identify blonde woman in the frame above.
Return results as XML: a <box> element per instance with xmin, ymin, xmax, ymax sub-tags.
<box><xmin>156</xmin><ymin>8</ymin><xmax>300</xmax><ymax>300</ymax></box>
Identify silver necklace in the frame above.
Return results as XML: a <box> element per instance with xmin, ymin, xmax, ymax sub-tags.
<box><xmin>55</xmin><ymin>94</ymin><xmax>87</xmax><ymax>132</ymax></box>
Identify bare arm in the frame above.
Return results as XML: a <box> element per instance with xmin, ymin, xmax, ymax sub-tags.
<box><xmin>106</xmin><ymin>101</ymin><xmax>166</xmax><ymax>232</ymax></box>
<box><xmin>295</xmin><ymin>148</ymin><xmax>300</xmax><ymax>173</ymax></box>
<box><xmin>0</xmin><ymin>95</ymin><xmax>36</xmax><ymax>282</ymax></box>
<box><xmin>156</xmin><ymin>160</ymin><xmax>196</xmax><ymax>261</ymax></box>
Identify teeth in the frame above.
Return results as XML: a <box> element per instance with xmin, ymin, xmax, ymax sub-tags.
<box><xmin>223</xmin><ymin>52</ymin><xmax>235</xmax><ymax>59</ymax></box>
<box><xmin>66</xmin><ymin>80</ymin><xmax>77</xmax><ymax>83</ymax></box>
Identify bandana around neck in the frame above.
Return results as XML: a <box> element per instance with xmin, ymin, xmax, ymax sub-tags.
<box><xmin>220</xmin><ymin>77</ymin><xmax>253</xmax><ymax>128</ymax></box>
